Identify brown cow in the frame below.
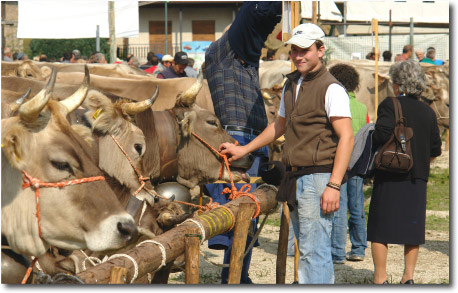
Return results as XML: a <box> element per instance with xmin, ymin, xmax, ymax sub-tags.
<box><xmin>135</xmin><ymin>73</ymin><xmax>253</xmax><ymax>189</ymax></box>
<box><xmin>2</xmin><ymin>67</ymin><xmax>138</xmax><ymax>258</ymax></box>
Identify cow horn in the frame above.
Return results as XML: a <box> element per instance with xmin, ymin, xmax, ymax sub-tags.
<box><xmin>176</xmin><ymin>71</ymin><xmax>203</xmax><ymax>106</ymax></box>
<box><xmin>121</xmin><ymin>85</ymin><xmax>159</xmax><ymax>115</ymax></box>
<box><xmin>262</xmin><ymin>91</ymin><xmax>273</xmax><ymax>100</ymax></box>
<box><xmin>9</xmin><ymin>88</ymin><xmax>32</xmax><ymax>113</ymax></box>
<box><xmin>59</xmin><ymin>65</ymin><xmax>90</xmax><ymax>114</ymax></box>
<box><xmin>18</xmin><ymin>67</ymin><xmax>57</xmax><ymax>122</ymax></box>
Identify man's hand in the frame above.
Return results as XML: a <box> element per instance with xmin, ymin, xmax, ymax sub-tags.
<box><xmin>320</xmin><ymin>187</ymin><xmax>340</xmax><ymax>214</ymax></box>
<box><xmin>219</xmin><ymin>142</ymin><xmax>249</xmax><ymax>163</ymax></box>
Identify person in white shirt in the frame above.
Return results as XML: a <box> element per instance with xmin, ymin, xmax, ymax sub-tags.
<box><xmin>219</xmin><ymin>23</ymin><xmax>353</xmax><ymax>284</ymax></box>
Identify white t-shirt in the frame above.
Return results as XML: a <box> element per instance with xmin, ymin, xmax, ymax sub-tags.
<box><xmin>278</xmin><ymin>78</ymin><xmax>352</xmax><ymax>119</ymax></box>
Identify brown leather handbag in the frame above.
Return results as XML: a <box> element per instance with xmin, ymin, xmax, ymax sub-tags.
<box><xmin>374</xmin><ymin>96</ymin><xmax>414</xmax><ymax>173</ymax></box>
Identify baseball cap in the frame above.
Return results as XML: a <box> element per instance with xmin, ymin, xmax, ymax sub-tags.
<box><xmin>72</xmin><ymin>49</ymin><xmax>81</xmax><ymax>59</ymax></box>
<box><xmin>174</xmin><ymin>51</ymin><xmax>189</xmax><ymax>65</ymax></box>
<box><xmin>285</xmin><ymin>23</ymin><xmax>325</xmax><ymax>49</ymax></box>
<box><xmin>162</xmin><ymin>54</ymin><xmax>173</xmax><ymax>62</ymax></box>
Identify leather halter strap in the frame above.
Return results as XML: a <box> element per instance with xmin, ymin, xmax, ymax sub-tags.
<box><xmin>152</xmin><ymin>110</ymin><xmax>178</xmax><ymax>182</ymax></box>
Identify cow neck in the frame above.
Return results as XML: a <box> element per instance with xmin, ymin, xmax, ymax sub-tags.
<box><xmin>151</xmin><ymin>109</ymin><xmax>178</xmax><ymax>183</ymax></box>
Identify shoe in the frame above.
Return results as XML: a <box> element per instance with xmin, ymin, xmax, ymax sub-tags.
<box><xmin>401</xmin><ymin>279</ymin><xmax>414</xmax><ymax>284</ymax></box>
<box><xmin>346</xmin><ymin>252</ymin><xmax>364</xmax><ymax>261</ymax></box>
<box><xmin>373</xmin><ymin>280</ymin><xmax>388</xmax><ymax>284</ymax></box>
<box><xmin>333</xmin><ymin>259</ymin><xmax>346</xmax><ymax>264</ymax></box>
<box><xmin>292</xmin><ymin>281</ymin><xmax>299</xmax><ymax>284</ymax></box>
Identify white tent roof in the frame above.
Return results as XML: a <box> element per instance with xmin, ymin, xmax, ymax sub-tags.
<box><xmin>301</xmin><ymin>0</ymin><xmax>343</xmax><ymax>22</ymax></box>
<box><xmin>345</xmin><ymin>0</ymin><xmax>449</xmax><ymax>24</ymax></box>
<box><xmin>17</xmin><ymin>0</ymin><xmax>139</xmax><ymax>39</ymax></box>
<box><xmin>300</xmin><ymin>0</ymin><xmax>449</xmax><ymax>24</ymax></box>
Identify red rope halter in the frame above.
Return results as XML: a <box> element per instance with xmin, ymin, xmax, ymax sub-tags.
<box><xmin>20</xmin><ymin>170</ymin><xmax>105</xmax><ymax>284</ymax></box>
<box><xmin>190</xmin><ymin>132</ymin><xmax>261</xmax><ymax>219</ymax></box>
<box><xmin>21</xmin><ymin>170</ymin><xmax>105</xmax><ymax>238</ymax></box>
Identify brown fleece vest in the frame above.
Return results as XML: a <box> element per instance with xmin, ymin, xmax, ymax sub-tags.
<box><xmin>282</xmin><ymin>65</ymin><xmax>342</xmax><ymax>167</ymax></box>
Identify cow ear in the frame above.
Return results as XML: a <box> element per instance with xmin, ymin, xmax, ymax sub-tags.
<box><xmin>83</xmin><ymin>90</ymin><xmax>115</xmax><ymax>124</ymax></box>
<box><xmin>179</xmin><ymin>111</ymin><xmax>197</xmax><ymax>138</ymax></box>
<box><xmin>2</xmin><ymin>125</ymin><xmax>28</xmax><ymax>170</ymax></box>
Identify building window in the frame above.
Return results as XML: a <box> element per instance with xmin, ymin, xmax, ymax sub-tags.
<box><xmin>192</xmin><ymin>20</ymin><xmax>215</xmax><ymax>42</ymax></box>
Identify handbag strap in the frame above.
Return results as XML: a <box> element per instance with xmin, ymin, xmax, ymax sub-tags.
<box><xmin>390</xmin><ymin>96</ymin><xmax>404</xmax><ymax>124</ymax></box>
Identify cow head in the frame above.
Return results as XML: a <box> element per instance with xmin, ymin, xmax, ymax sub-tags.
<box><xmin>171</xmin><ymin>73</ymin><xmax>253</xmax><ymax>188</ymax></box>
<box><xmin>261</xmin><ymin>83</ymin><xmax>285</xmax><ymax>162</ymax></box>
<box><xmin>2</xmin><ymin>66</ymin><xmax>137</xmax><ymax>257</ymax></box>
<box><xmin>82</xmin><ymin>87</ymin><xmax>159</xmax><ymax>201</ymax></box>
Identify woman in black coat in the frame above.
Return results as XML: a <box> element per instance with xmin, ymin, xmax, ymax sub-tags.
<box><xmin>368</xmin><ymin>60</ymin><xmax>442</xmax><ymax>284</ymax></box>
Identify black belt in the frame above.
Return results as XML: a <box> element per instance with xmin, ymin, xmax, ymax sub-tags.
<box><xmin>224</xmin><ymin>125</ymin><xmax>261</xmax><ymax>136</ymax></box>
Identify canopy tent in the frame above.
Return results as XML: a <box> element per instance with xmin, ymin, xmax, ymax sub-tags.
<box><xmin>17</xmin><ymin>0</ymin><xmax>139</xmax><ymax>39</ymax></box>
<box><xmin>300</xmin><ymin>0</ymin><xmax>449</xmax><ymax>24</ymax></box>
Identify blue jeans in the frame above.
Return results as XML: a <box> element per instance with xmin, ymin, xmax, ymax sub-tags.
<box><xmin>331</xmin><ymin>176</ymin><xmax>367</xmax><ymax>260</ymax></box>
<box><xmin>347</xmin><ymin>176</ymin><xmax>367</xmax><ymax>256</ymax></box>
<box><xmin>205</xmin><ymin>130</ymin><xmax>268</xmax><ymax>284</ymax></box>
<box><xmin>290</xmin><ymin>173</ymin><xmax>335</xmax><ymax>284</ymax></box>
<box><xmin>331</xmin><ymin>183</ymin><xmax>348</xmax><ymax>262</ymax></box>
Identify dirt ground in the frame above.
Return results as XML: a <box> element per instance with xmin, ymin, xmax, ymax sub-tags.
<box><xmin>169</xmin><ymin>145</ymin><xmax>449</xmax><ymax>284</ymax></box>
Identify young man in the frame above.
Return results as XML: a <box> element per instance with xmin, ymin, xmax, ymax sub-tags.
<box><xmin>157</xmin><ymin>51</ymin><xmax>188</xmax><ymax>79</ymax></box>
<box><xmin>219</xmin><ymin>23</ymin><xmax>354</xmax><ymax>284</ymax></box>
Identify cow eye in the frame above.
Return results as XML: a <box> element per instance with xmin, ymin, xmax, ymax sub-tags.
<box><xmin>207</xmin><ymin>120</ymin><xmax>218</xmax><ymax>127</ymax></box>
<box><xmin>134</xmin><ymin>144</ymin><xmax>143</xmax><ymax>156</ymax></box>
<box><xmin>51</xmin><ymin>160</ymin><xmax>73</xmax><ymax>174</ymax></box>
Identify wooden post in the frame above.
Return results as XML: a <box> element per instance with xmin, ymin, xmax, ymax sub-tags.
<box><xmin>372</xmin><ymin>18</ymin><xmax>379</xmax><ymax>120</ymax></box>
<box><xmin>108</xmin><ymin>1</ymin><xmax>116</xmax><ymax>64</ymax></box>
<box><xmin>276</xmin><ymin>202</ymin><xmax>290</xmax><ymax>284</ymax></box>
<box><xmin>185</xmin><ymin>227</ymin><xmax>201</xmax><ymax>284</ymax></box>
<box><xmin>228</xmin><ymin>203</ymin><xmax>256</xmax><ymax>284</ymax></box>
<box><xmin>312</xmin><ymin>1</ymin><xmax>318</xmax><ymax>24</ymax></box>
<box><xmin>109</xmin><ymin>266</ymin><xmax>128</xmax><ymax>284</ymax></box>
<box><xmin>294</xmin><ymin>237</ymin><xmax>299</xmax><ymax>283</ymax></box>
<box><xmin>445</xmin><ymin>129</ymin><xmax>449</xmax><ymax>151</ymax></box>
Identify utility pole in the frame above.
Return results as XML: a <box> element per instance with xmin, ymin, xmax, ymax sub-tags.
<box><xmin>109</xmin><ymin>1</ymin><xmax>116</xmax><ymax>63</ymax></box>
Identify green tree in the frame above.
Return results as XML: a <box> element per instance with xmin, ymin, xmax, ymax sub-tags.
<box><xmin>29</xmin><ymin>38</ymin><xmax>110</xmax><ymax>62</ymax></box>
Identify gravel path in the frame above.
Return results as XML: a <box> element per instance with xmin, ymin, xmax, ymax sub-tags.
<box><xmin>171</xmin><ymin>142</ymin><xmax>449</xmax><ymax>284</ymax></box>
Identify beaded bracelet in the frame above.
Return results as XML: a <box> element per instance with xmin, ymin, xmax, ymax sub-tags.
<box><xmin>326</xmin><ymin>183</ymin><xmax>340</xmax><ymax>191</ymax></box>
<box><xmin>327</xmin><ymin>181</ymin><xmax>341</xmax><ymax>188</ymax></box>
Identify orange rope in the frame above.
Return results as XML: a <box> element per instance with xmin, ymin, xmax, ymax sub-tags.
<box><xmin>21</xmin><ymin>257</ymin><xmax>37</xmax><ymax>284</ymax></box>
<box><xmin>191</xmin><ymin>132</ymin><xmax>261</xmax><ymax>219</ymax></box>
<box><xmin>22</xmin><ymin>170</ymin><xmax>105</xmax><ymax>238</ymax></box>
<box><xmin>110</xmin><ymin>134</ymin><xmax>151</xmax><ymax>197</ymax></box>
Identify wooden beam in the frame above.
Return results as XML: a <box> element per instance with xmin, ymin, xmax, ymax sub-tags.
<box><xmin>76</xmin><ymin>184</ymin><xmax>279</xmax><ymax>284</ymax></box>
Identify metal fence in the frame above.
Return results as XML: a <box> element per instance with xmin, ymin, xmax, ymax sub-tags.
<box><xmin>324</xmin><ymin>33</ymin><xmax>449</xmax><ymax>62</ymax></box>
<box><xmin>117</xmin><ymin>43</ymin><xmax>181</xmax><ymax>62</ymax></box>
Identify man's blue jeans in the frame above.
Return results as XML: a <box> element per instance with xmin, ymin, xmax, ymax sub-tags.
<box><xmin>290</xmin><ymin>173</ymin><xmax>335</xmax><ymax>284</ymax></box>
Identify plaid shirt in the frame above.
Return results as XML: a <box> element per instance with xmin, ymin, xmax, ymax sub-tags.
<box><xmin>204</xmin><ymin>32</ymin><xmax>268</xmax><ymax>132</ymax></box>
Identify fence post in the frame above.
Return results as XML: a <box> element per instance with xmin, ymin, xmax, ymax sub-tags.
<box><xmin>228</xmin><ymin>203</ymin><xmax>256</xmax><ymax>284</ymax></box>
<box><xmin>185</xmin><ymin>227</ymin><xmax>201</xmax><ymax>284</ymax></box>
<box><xmin>276</xmin><ymin>202</ymin><xmax>290</xmax><ymax>284</ymax></box>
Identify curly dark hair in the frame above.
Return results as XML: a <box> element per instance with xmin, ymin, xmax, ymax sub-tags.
<box><xmin>329</xmin><ymin>63</ymin><xmax>360</xmax><ymax>92</ymax></box>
